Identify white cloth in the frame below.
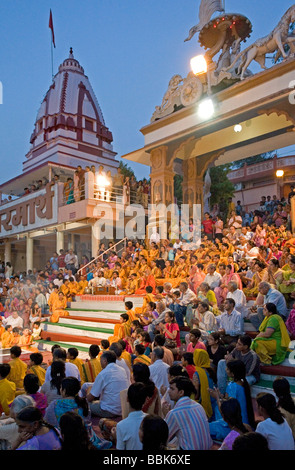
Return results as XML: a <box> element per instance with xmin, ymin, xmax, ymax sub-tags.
<box><xmin>116</xmin><ymin>359</ymin><xmax>131</xmax><ymax>385</ymax></box>
<box><xmin>149</xmin><ymin>359</ymin><xmax>170</xmax><ymax>396</ymax></box>
<box><xmin>116</xmin><ymin>410</ymin><xmax>147</xmax><ymax>450</ymax></box>
<box><xmin>3</xmin><ymin>315</ymin><xmax>23</xmax><ymax>329</ymax></box>
<box><xmin>89</xmin><ymin>276</ymin><xmax>106</xmax><ymax>287</ymax></box>
<box><xmin>45</xmin><ymin>362</ymin><xmax>80</xmax><ymax>383</ymax></box>
<box><xmin>226</xmin><ymin>289</ymin><xmax>248</xmax><ymax>317</ymax></box>
<box><xmin>90</xmin><ymin>362</ymin><xmax>129</xmax><ymax>415</ymax></box>
<box><xmin>179</xmin><ymin>288</ymin><xmax>197</xmax><ymax>306</ymax></box>
<box><xmin>204</xmin><ymin>272</ymin><xmax>221</xmax><ymax>289</ymax></box>
<box><xmin>256</xmin><ymin>418</ymin><xmax>295</xmax><ymax>450</ymax></box>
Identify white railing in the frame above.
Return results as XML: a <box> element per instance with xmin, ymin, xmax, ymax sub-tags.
<box><xmin>77</xmin><ymin>237</ymin><xmax>128</xmax><ymax>275</ymax></box>
<box><xmin>60</xmin><ymin>183</ymin><xmax>150</xmax><ymax>207</ymax></box>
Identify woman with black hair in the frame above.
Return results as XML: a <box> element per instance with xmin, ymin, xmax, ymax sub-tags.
<box><xmin>219</xmin><ymin>398</ymin><xmax>252</xmax><ymax>450</ymax></box>
<box><xmin>44</xmin><ymin>376</ymin><xmax>112</xmax><ymax>450</ymax></box>
<box><xmin>12</xmin><ymin>406</ymin><xmax>61</xmax><ymax>450</ymax></box>
<box><xmin>256</xmin><ymin>393</ymin><xmax>294</xmax><ymax>450</ymax></box>
<box><xmin>273</xmin><ymin>377</ymin><xmax>295</xmax><ymax>439</ymax></box>
<box><xmin>40</xmin><ymin>359</ymin><xmax>66</xmax><ymax>405</ymax></box>
<box><xmin>209</xmin><ymin>359</ymin><xmax>255</xmax><ymax>441</ymax></box>
<box><xmin>121</xmin><ymin>363</ymin><xmax>162</xmax><ymax>419</ymax></box>
<box><xmin>60</xmin><ymin>411</ymin><xmax>97</xmax><ymax>451</ymax></box>
<box><xmin>139</xmin><ymin>414</ymin><xmax>169</xmax><ymax>451</ymax></box>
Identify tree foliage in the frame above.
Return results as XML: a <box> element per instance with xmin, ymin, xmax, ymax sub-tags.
<box><xmin>118</xmin><ymin>160</ymin><xmax>135</xmax><ymax>179</ymax></box>
<box><xmin>209</xmin><ymin>164</ymin><xmax>235</xmax><ymax>206</ymax></box>
<box><xmin>231</xmin><ymin>151</ymin><xmax>276</xmax><ymax>170</ymax></box>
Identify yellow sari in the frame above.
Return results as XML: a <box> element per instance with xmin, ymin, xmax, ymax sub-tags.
<box><xmin>193</xmin><ymin>349</ymin><xmax>213</xmax><ymax>419</ymax></box>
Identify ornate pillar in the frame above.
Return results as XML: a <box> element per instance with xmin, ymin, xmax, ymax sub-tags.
<box><xmin>148</xmin><ymin>146</ymin><xmax>175</xmax><ymax>240</ymax></box>
<box><xmin>183</xmin><ymin>157</ymin><xmax>204</xmax><ymax>213</ymax></box>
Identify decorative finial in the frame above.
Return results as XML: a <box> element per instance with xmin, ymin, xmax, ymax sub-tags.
<box><xmin>69</xmin><ymin>47</ymin><xmax>74</xmax><ymax>58</ymax></box>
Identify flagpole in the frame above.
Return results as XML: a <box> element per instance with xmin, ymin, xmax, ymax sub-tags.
<box><xmin>51</xmin><ymin>38</ymin><xmax>54</xmax><ymax>80</ymax></box>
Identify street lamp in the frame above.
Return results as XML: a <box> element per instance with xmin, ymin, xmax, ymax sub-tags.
<box><xmin>190</xmin><ymin>55</ymin><xmax>207</xmax><ymax>75</ymax></box>
<box><xmin>276</xmin><ymin>169</ymin><xmax>284</xmax><ymax>178</ymax></box>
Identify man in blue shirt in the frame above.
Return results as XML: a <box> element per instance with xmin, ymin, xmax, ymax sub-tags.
<box><xmin>249</xmin><ymin>281</ymin><xmax>288</xmax><ymax>330</ymax></box>
<box><xmin>216</xmin><ymin>298</ymin><xmax>243</xmax><ymax>345</ymax></box>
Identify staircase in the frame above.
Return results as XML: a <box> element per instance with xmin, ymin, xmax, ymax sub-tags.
<box><xmin>37</xmin><ymin>295</ymin><xmax>144</xmax><ymax>359</ymax></box>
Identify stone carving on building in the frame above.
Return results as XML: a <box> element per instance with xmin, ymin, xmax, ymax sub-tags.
<box><xmin>151</xmin><ymin>3</ymin><xmax>295</xmax><ymax>122</ymax></box>
<box><xmin>223</xmin><ymin>5</ymin><xmax>295</xmax><ymax>79</ymax></box>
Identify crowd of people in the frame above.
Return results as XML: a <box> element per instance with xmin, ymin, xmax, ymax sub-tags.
<box><xmin>0</xmin><ymin>192</ymin><xmax>295</xmax><ymax>451</ymax></box>
<box><xmin>62</xmin><ymin>164</ymin><xmax>151</xmax><ymax>207</ymax></box>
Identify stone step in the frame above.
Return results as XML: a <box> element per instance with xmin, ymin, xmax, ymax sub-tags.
<box><xmin>42</xmin><ymin>321</ymin><xmax>113</xmax><ymax>340</ymax></box>
<box><xmin>67</xmin><ymin>310</ymin><xmax>122</xmax><ymax>320</ymax></box>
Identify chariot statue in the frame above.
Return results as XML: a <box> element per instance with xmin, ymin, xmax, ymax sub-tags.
<box><xmin>151</xmin><ymin>2</ymin><xmax>295</xmax><ymax>122</ymax></box>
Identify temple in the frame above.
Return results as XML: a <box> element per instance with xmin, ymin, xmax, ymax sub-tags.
<box><xmin>0</xmin><ymin>49</ymin><xmax>121</xmax><ymax>271</ymax></box>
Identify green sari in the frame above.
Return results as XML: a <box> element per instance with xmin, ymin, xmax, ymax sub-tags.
<box><xmin>251</xmin><ymin>314</ymin><xmax>290</xmax><ymax>365</ymax></box>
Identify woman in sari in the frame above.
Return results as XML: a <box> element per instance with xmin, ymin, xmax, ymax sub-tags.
<box><xmin>64</xmin><ymin>177</ymin><xmax>75</xmax><ymax>204</ymax></box>
<box><xmin>189</xmin><ymin>264</ymin><xmax>206</xmax><ymax>294</ymax></box>
<box><xmin>251</xmin><ymin>302</ymin><xmax>290</xmax><ymax>365</ymax></box>
<box><xmin>197</xmin><ymin>282</ymin><xmax>218</xmax><ymax>309</ymax></box>
<box><xmin>243</xmin><ymin>259</ymin><xmax>268</xmax><ymax>297</ymax></box>
<box><xmin>192</xmin><ymin>349</ymin><xmax>216</xmax><ymax>420</ymax></box>
<box><xmin>277</xmin><ymin>254</ymin><xmax>295</xmax><ymax>300</ymax></box>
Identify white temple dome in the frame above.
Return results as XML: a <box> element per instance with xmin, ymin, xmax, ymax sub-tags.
<box><xmin>24</xmin><ymin>48</ymin><xmax>117</xmax><ymax>173</ymax></box>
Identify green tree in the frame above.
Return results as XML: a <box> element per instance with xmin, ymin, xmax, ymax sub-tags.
<box><xmin>231</xmin><ymin>151</ymin><xmax>276</xmax><ymax>170</ymax></box>
<box><xmin>174</xmin><ymin>174</ymin><xmax>183</xmax><ymax>205</ymax></box>
<box><xmin>118</xmin><ymin>160</ymin><xmax>135</xmax><ymax>179</ymax></box>
<box><xmin>209</xmin><ymin>164</ymin><xmax>235</xmax><ymax>206</ymax></box>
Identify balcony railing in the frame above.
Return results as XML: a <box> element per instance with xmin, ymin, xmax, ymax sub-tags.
<box><xmin>60</xmin><ymin>182</ymin><xmax>150</xmax><ymax>207</ymax></box>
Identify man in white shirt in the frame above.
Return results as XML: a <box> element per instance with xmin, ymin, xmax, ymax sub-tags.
<box><xmin>226</xmin><ymin>281</ymin><xmax>248</xmax><ymax>318</ymax></box>
<box><xmin>115</xmin><ymin>383</ymin><xmax>147</xmax><ymax>450</ymax></box>
<box><xmin>64</xmin><ymin>249</ymin><xmax>78</xmax><ymax>274</ymax></box>
<box><xmin>45</xmin><ymin>347</ymin><xmax>80</xmax><ymax>382</ymax></box>
<box><xmin>150</xmin><ymin>227</ymin><xmax>160</xmax><ymax>245</ymax></box>
<box><xmin>174</xmin><ymin>281</ymin><xmax>197</xmax><ymax>327</ymax></box>
<box><xmin>149</xmin><ymin>347</ymin><xmax>169</xmax><ymax>397</ymax></box>
<box><xmin>204</xmin><ymin>264</ymin><xmax>222</xmax><ymax>290</ymax></box>
<box><xmin>3</xmin><ymin>311</ymin><xmax>24</xmax><ymax>330</ymax></box>
<box><xmin>87</xmin><ymin>350</ymin><xmax>129</xmax><ymax>418</ymax></box>
<box><xmin>89</xmin><ymin>271</ymin><xmax>106</xmax><ymax>289</ymax></box>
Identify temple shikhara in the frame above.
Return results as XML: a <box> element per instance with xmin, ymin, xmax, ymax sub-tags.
<box><xmin>0</xmin><ymin>49</ymin><xmax>121</xmax><ymax>271</ymax></box>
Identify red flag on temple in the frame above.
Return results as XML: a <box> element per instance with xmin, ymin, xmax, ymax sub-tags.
<box><xmin>49</xmin><ymin>9</ymin><xmax>56</xmax><ymax>48</ymax></box>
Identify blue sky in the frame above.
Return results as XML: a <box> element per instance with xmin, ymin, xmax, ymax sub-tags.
<box><xmin>0</xmin><ymin>0</ymin><xmax>294</xmax><ymax>184</ymax></box>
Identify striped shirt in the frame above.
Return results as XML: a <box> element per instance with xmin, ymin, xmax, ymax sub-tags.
<box><xmin>165</xmin><ymin>396</ymin><xmax>213</xmax><ymax>450</ymax></box>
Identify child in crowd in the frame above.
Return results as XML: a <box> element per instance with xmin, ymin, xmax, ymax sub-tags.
<box><xmin>27</xmin><ymin>352</ymin><xmax>46</xmax><ymax>386</ymax></box>
<box><xmin>0</xmin><ymin>363</ymin><xmax>16</xmax><ymax>416</ymax></box>
<box><xmin>67</xmin><ymin>347</ymin><xmax>84</xmax><ymax>384</ymax></box>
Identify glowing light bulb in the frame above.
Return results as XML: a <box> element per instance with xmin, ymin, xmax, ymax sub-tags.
<box><xmin>190</xmin><ymin>55</ymin><xmax>207</xmax><ymax>75</ymax></box>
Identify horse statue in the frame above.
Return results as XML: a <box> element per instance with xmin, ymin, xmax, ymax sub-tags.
<box><xmin>223</xmin><ymin>5</ymin><xmax>295</xmax><ymax>79</ymax></box>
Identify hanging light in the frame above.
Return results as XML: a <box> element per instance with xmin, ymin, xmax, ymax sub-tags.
<box><xmin>198</xmin><ymin>99</ymin><xmax>214</xmax><ymax>119</ymax></box>
<box><xmin>234</xmin><ymin>124</ymin><xmax>242</xmax><ymax>133</ymax></box>
<box><xmin>276</xmin><ymin>169</ymin><xmax>284</xmax><ymax>178</ymax></box>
